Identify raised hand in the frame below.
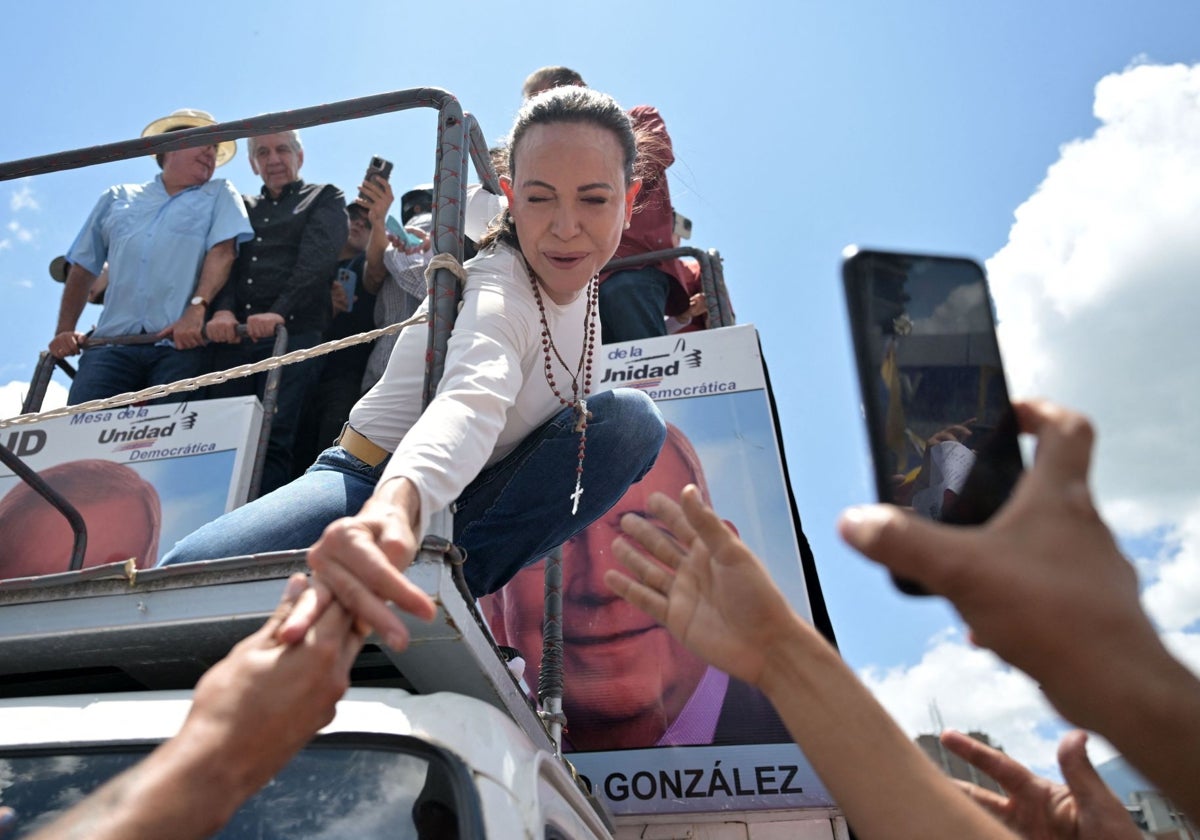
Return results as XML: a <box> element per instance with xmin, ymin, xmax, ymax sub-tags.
<box><xmin>606</xmin><ymin>485</ymin><xmax>801</xmax><ymax>690</ymax></box>
<box><xmin>940</xmin><ymin>729</ymin><xmax>1141</xmax><ymax>840</ymax></box>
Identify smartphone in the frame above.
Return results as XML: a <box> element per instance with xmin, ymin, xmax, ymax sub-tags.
<box><xmin>385</xmin><ymin>214</ymin><xmax>424</xmax><ymax>249</ymax></box>
<box><xmin>359</xmin><ymin>156</ymin><xmax>393</xmax><ymax>200</ymax></box>
<box><xmin>842</xmin><ymin>246</ymin><xmax>1024</xmax><ymax>594</ymax></box>
<box><xmin>672</xmin><ymin>210</ymin><xmax>693</xmax><ymax>241</ymax></box>
<box><xmin>336</xmin><ymin>266</ymin><xmax>357</xmax><ymax>304</ymax></box>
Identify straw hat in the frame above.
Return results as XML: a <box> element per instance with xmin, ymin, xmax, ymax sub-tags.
<box><xmin>48</xmin><ymin>255</ymin><xmax>70</xmax><ymax>283</ymax></box>
<box><xmin>141</xmin><ymin>108</ymin><xmax>236</xmax><ymax>167</ymax></box>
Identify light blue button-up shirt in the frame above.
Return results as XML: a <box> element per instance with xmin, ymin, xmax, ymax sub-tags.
<box><xmin>68</xmin><ymin>175</ymin><xmax>253</xmax><ymax>339</ymax></box>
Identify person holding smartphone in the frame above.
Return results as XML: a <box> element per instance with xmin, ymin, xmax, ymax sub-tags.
<box><xmin>838</xmin><ymin>400</ymin><xmax>1200</xmax><ymax>826</ymax></box>
<box><xmin>605</xmin><ymin>399</ymin><xmax>1200</xmax><ymax>836</ymax></box>
<box><xmin>358</xmin><ymin>176</ymin><xmax>434</xmax><ymax>392</ymax></box>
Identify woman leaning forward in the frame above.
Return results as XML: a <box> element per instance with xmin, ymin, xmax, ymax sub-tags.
<box><xmin>162</xmin><ymin>88</ymin><xmax>667</xmax><ymax>648</ymax></box>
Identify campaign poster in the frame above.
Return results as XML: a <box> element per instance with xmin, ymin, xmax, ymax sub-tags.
<box><xmin>486</xmin><ymin>325</ymin><xmax>836</xmax><ymax>816</ymax></box>
<box><xmin>0</xmin><ymin>396</ymin><xmax>262</xmax><ymax>580</ymax></box>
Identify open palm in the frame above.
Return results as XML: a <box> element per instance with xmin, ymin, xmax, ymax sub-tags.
<box><xmin>606</xmin><ymin>486</ymin><xmax>805</xmax><ymax>689</ymax></box>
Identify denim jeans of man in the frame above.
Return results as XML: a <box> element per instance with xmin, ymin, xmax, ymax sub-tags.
<box><xmin>68</xmin><ymin>343</ymin><xmax>208</xmax><ymax>406</ymax></box>
<box><xmin>598</xmin><ymin>267</ymin><xmax>671</xmax><ymax>344</ymax></box>
<box><xmin>290</xmin><ymin>359</ymin><xmax>366</xmax><ymax>480</ymax></box>
<box><xmin>208</xmin><ymin>330</ymin><xmax>323</xmax><ymax>496</ymax></box>
<box><xmin>160</xmin><ymin>388</ymin><xmax>666</xmax><ymax>596</ymax></box>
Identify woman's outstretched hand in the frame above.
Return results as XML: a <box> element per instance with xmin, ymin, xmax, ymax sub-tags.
<box><xmin>279</xmin><ymin>478</ymin><xmax>437</xmax><ymax>649</ymax></box>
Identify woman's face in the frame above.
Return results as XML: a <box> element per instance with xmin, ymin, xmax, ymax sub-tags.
<box><xmin>501</xmin><ymin>122</ymin><xmax>640</xmax><ymax>305</ymax></box>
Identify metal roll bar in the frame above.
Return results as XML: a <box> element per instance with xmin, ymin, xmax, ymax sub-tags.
<box><xmin>0</xmin><ymin>87</ymin><xmax>484</xmax><ymax>415</ymax></box>
<box><xmin>602</xmin><ymin>245</ymin><xmax>736</xmax><ymax>329</ymax></box>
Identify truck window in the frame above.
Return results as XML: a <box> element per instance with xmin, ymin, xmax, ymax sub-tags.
<box><xmin>0</xmin><ymin>737</ymin><xmax>480</xmax><ymax>839</ymax></box>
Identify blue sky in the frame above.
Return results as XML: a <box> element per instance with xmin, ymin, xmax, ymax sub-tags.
<box><xmin>2</xmin><ymin>0</ymin><xmax>1199</xmax><ymax>778</ymax></box>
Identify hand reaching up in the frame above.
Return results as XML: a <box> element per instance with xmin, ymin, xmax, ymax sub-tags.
<box><xmin>606</xmin><ymin>485</ymin><xmax>807</xmax><ymax>691</ymax></box>
<box><xmin>940</xmin><ymin>729</ymin><xmax>1140</xmax><ymax>840</ymax></box>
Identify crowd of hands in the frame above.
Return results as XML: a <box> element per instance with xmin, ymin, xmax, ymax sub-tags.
<box><xmin>6</xmin><ymin>398</ymin><xmax>1197</xmax><ymax>839</ymax></box>
<box><xmin>608</xmin><ymin>398</ymin><xmax>1198</xmax><ymax>838</ymax></box>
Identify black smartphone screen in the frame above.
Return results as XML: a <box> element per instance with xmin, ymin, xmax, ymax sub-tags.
<box><xmin>842</xmin><ymin>248</ymin><xmax>1024</xmax><ymax>591</ymax></box>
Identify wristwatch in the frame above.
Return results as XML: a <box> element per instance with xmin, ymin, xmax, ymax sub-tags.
<box><xmin>189</xmin><ymin>295</ymin><xmax>208</xmax><ymax>308</ymax></box>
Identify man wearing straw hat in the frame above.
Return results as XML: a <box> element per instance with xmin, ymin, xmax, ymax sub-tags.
<box><xmin>49</xmin><ymin>108</ymin><xmax>253</xmax><ymax>405</ymax></box>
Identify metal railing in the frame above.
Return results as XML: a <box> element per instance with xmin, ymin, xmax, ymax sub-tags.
<box><xmin>602</xmin><ymin>246</ymin><xmax>735</xmax><ymax>329</ymax></box>
<box><xmin>0</xmin><ymin>445</ymin><xmax>88</xmax><ymax>572</ymax></box>
<box><xmin>1</xmin><ymin>87</ymin><xmax>487</xmax><ymax>580</ymax></box>
<box><xmin>0</xmin><ymin>86</ymin><xmax>488</xmax><ymax>417</ymax></box>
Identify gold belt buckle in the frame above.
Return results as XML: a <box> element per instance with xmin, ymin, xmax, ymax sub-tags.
<box><xmin>337</xmin><ymin>424</ymin><xmax>388</xmax><ymax>467</ymax></box>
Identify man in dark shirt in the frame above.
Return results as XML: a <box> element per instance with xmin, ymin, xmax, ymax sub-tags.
<box><xmin>207</xmin><ymin>130</ymin><xmax>349</xmax><ymax>495</ymax></box>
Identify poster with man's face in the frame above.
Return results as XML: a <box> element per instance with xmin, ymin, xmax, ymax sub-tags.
<box><xmin>487</xmin><ymin>325</ymin><xmax>836</xmax><ymax>816</ymax></box>
<box><xmin>0</xmin><ymin>396</ymin><xmax>261</xmax><ymax>580</ymax></box>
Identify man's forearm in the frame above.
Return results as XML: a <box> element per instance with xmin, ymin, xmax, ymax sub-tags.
<box><xmin>1052</xmin><ymin>642</ymin><xmax>1200</xmax><ymax>824</ymax></box>
<box><xmin>193</xmin><ymin>239</ymin><xmax>236</xmax><ymax>304</ymax></box>
<box><xmin>758</xmin><ymin>618</ymin><xmax>1016</xmax><ymax>840</ymax></box>
<box><xmin>54</xmin><ymin>265</ymin><xmax>98</xmax><ymax>335</ymax></box>
<box><xmin>28</xmin><ymin>732</ymin><xmax>246</xmax><ymax>840</ymax></box>
<box><xmin>362</xmin><ymin>217</ymin><xmax>389</xmax><ymax>295</ymax></box>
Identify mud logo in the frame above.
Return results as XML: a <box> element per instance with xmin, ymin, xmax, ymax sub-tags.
<box><xmin>600</xmin><ymin>338</ymin><xmax>700</xmax><ymax>387</ymax></box>
<box><xmin>1</xmin><ymin>429</ymin><xmax>47</xmax><ymax>458</ymax></box>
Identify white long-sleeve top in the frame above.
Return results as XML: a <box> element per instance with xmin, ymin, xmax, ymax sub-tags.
<box><xmin>348</xmin><ymin>242</ymin><xmax>592</xmax><ymax>539</ymax></box>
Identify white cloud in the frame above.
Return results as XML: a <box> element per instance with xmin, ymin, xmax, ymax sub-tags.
<box><xmin>987</xmin><ymin>61</ymin><xmax>1200</xmax><ymax>641</ymax></box>
<box><xmin>5</xmin><ymin>219</ymin><xmax>33</xmax><ymax>243</ymax></box>
<box><xmin>9</xmin><ymin>183</ymin><xmax>39</xmax><ymax>212</ymax></box>
<box><xmin>858</xmin><ymin>61</ymin><xmax>1200</xmax><ymax>784</ymax></box>
<box><xmin>0</xmin><ymin>239</ymin><xmax>10</xmax><ymax>251</ymax></box>
<box><xmin>860</xmin><ymin>629</ymin><xmax>1081</xmax><ymax>776</ymax></box>
<box><xmin>0</xmin><ymin>380</ymin><xmax>68</xmax><ymax>421</ymax></box>
<box><xmin>1163</xmin><ymin>628</ymin><xmax>1200</xmax><ymax>676</ymax></box>
<box><xmin>1141</xmin><ymin>505</ymin><xmax>1200</xmax><ymax>632</ymax></box>
<box><xmin>989</xmin><ymin>62</ymin><xmax>1200</xmax><ymax>533</ymax></box>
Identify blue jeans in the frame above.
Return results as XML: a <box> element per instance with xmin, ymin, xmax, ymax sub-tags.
<box><xmin>598</xmin><ymin>267</ymin><xmax>671</xmax><ymax>344</ymax></box>
<box><xmin>160</xmin><ymin>388</ymin><xmax>666</xmax><ymax>596</ymax></box>
<box><xmin>69</xmin><ymin>343</ymin><xmax>208</xmax><ymax>405</ymax></box>
<box><xmin>208</xmin><ymin>330</ymin><xmax>323</xmax><ymax>495</ymax></box>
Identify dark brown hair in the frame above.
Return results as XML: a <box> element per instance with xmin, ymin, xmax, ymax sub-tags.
<box><xmin>521</xmin><ymin>65</ymin><xmax>587</xmax><ymax>98</ymax></box>
<box><xmin>482</xmin><ymin>87</ymin><xmax>650</xmax><ymax>250</ymax></box>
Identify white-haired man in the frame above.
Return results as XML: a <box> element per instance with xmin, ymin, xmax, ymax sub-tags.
<box><xmin>206</xmin><ymin>131</ymin><xmax>349</xmax><ymax>494</ymax></box>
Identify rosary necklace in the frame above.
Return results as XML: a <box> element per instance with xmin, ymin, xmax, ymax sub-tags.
<box><xmin>528</xmin><ymin>268</ymin><xmax>598</xmax><ymax>515</ymax></box>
